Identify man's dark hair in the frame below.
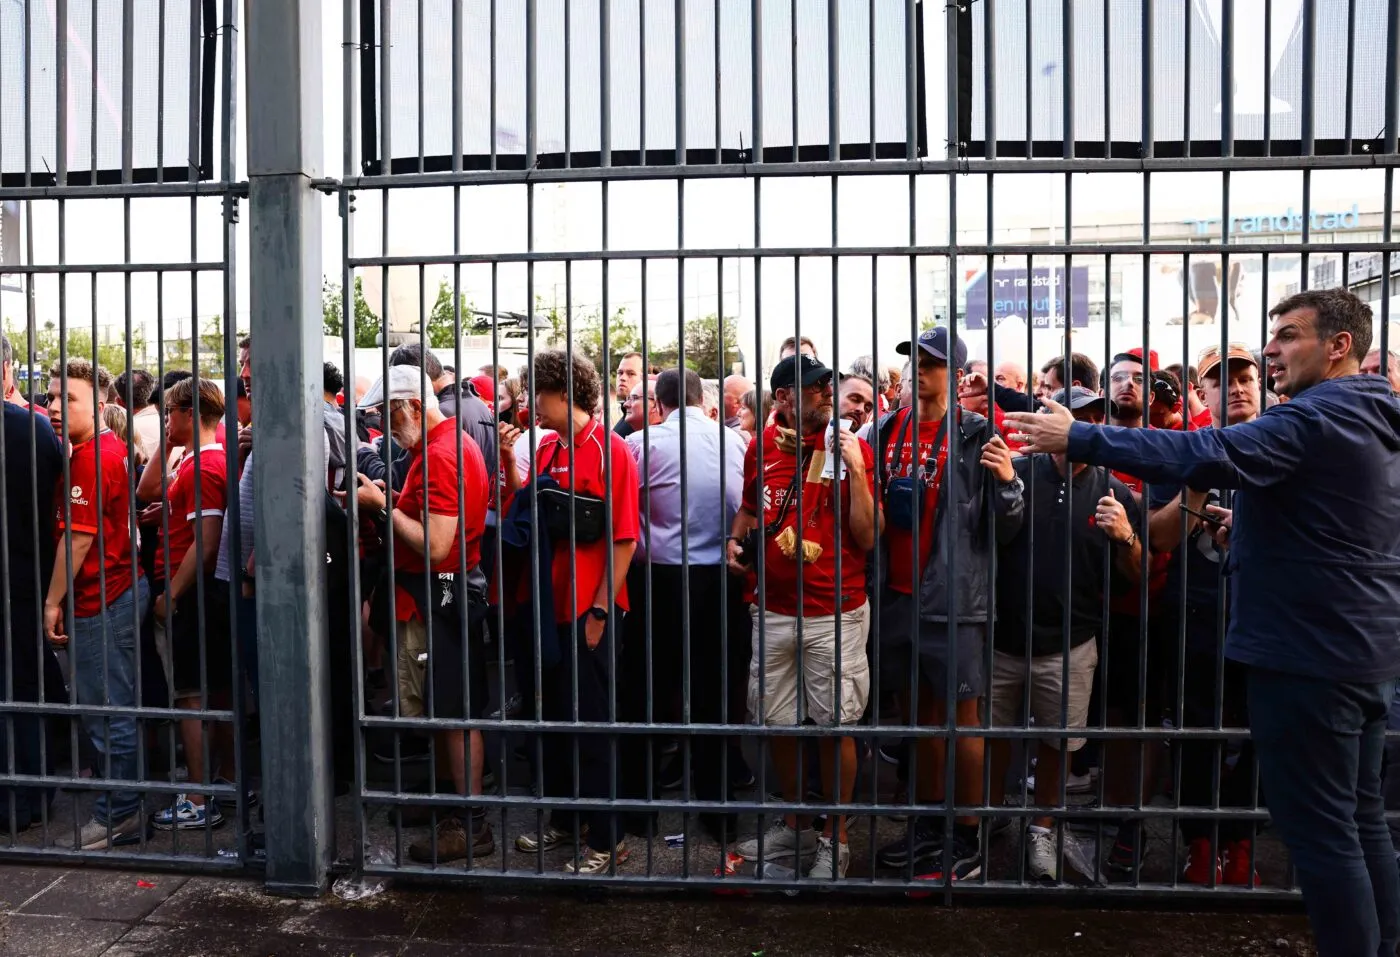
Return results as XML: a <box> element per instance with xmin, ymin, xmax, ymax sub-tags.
<box><xmin>532</xmin><ymin>350</ymin><xmax>601</xmax><ymax>414</ymax></box>
<box><xmin>114</xmin><ymin>369</ymin><xmax>155</xmax><ymax>410</ymax></box>
<box><xmin>656</xmin><ymin>368</ymin><xmax>703</xmax><ymax>409</ymax></box>
<box><xmin>1</xmin><ymin>335</ymin><xmax>11</xmax><ymax>366</ymax></box>
<box><xmin>840</xmin><ymin>372</ymin><xmax>875</xmax><ymax>392</ymax></box>
<box><xmin>778</xmin><ymin>335</ymin><xmax>817</xmax><ymax>358</ymax></box>
<box><xmin>389</xmin><ymin>342</ymin><xmax>445</xmax><ymax>381</ymax></box>
<box><xmin>323</xmin><ymin>360</ymin><xmax>345</xmax><ymax>397</ymax></box>
<box><xmin>1271</xmin><ymin>288</ymin><xmax>1374</xmax><ymax>361</ymax></box>
<box><xmin>1041</xmin><ymin>352</ymin><xmax>1099</xmax><ymax>388</ymax></box>
<box><xmin>237</xmin><ymin>336</ymin><xmax>251</xmax><ymax>352</ymax></box>
<box><xmin>152</xmin><ymin>368</ymin><xmax>193</xmax><ymax>409</ymax></box>
<box><xmin>235</xmin><ymin>377</ymin><xmax>249</xmax><ymax>400</ymax></box>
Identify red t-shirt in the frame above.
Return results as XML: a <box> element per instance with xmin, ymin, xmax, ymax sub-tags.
<box><xmin>57</xmin><ymin>431</ymin><xmax>136</xmax><ymax>617</ymax></box>
<box><xmin>879</xmin><ymin>409</ymin><xmax>948</xmax><ymax>595</ymax></box>
<box><xmin>157</xmin><ymin>443</ymin><xmax>228</xmax><ymax>584</ymax></box>
<box><xmin>535</xmin><ymin>420</ymin><xmax>640</xmax><ymax>624</ymax></box>
<box><xmin>392</xmin><ymin>418</ymin><xmax>489</xmax><ymax>622</ymax></box>
<box><xmin>991</xmin><ymin>404</ymin><xmax>1026</xmax><ymax>452</ymax></box>
<box><xmin>741</xmin><ymin>424</ymin><xmax>875</xmax><ymax>617</ymax></box>
<box><xmin>1190</xmin><ymin>407</ymin><xmax>1213</xmax><ymax>431</ymax></box>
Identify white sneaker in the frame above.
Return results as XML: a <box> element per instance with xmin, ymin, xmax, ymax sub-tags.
<box><xmin>1025</xmin><ymin>825</ymin><xmax>1060</xmax><ymax>881</ymax></box>
<box><xmin>735</xmin><ymin>820</ymin><xmax>818</xmax><ymax>862</ymax></box>
<box><xmin>806</xmin><ymin>835</ymin><xmax>850</xmax><ymax>880</ymax></box>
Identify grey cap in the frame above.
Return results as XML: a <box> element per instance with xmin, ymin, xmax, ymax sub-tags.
<box><xmin>358</xmin><ymin>365</ymin><xmax>434</xmax><ymax>409</ymax></box>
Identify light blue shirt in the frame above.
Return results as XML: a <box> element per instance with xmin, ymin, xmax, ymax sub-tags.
<box><xmin>626</xmin><ymin>407</ymin><xmax>748</xmax><ymax>566</ymax></box>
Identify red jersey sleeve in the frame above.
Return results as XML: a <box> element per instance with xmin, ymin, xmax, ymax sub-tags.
<box><xmin>423</xmin><ymin>439</ymin><xmax>463</xmax><ymax>517</ymax></box>
<box><xmin>59</xmin><ymin>445</ymin><xmax>100</xmax><ymax>534</ymax></box>
<box><xmin>608</xmin><ymin>434</ymin><xmax>641</xmax><ymax>544</ymax></box>
<box><xmin>186</xmin><ymin>454</ymin><xmax>228</xmax><ymax>520</ymax></box>
<box><xmin>741</xmin><ymin>436</ymin><xmax>759</xmax><ymax>513</ymax></box>
<box><xmin>859</xmin><ymin>438</ymin><xmax>877</xmax><ymax>499</ymax></box>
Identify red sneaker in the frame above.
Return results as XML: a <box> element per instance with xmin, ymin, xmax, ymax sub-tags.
<box><xmin>1182</xmin><ymin>838</ymin><xmax>1223</xmax><ymax>885</ymax></box>
<box><xmin>1222</xmin><ymin>840</ymin><xmax>1260</xmax><ymax>887</ymax></box>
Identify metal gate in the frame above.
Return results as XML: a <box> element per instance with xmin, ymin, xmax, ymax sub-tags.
<box><xmin>1</xmin><ymin>0</ymin><xmax>1396</xmax><ymax>902</ymax></box>
<box><xmin>323</xmin><ymin>0</ymin><xmax>1400</xmax><ymax>900</ymax></box>
<box><xmin>0</xmin><ymin>0</ymin><xmax>252</xmax><ymax>872</ymax></box>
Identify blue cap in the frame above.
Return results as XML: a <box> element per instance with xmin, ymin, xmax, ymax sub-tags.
<box><xmin>896</xmin><ymin>326</ymin><xmax>968</xmax><ymax>370</ymax></box>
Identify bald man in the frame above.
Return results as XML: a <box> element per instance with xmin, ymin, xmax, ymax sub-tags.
<box><xmin>1361</xmin><ymin>349</ymin><xmax>1400</xmax><ymax>392</ymax></box>
<box><xmin>994</xmin><ymin>360</ymin><xmax>1027</xmax><ymax>394</ymax></box>
<box><xmin>353</xmin><ymin>375</ymin><xmax>373</xmax><ymax>406</ymax></box>
<box><xmin>722</xmin><ymin>374</ymin><xmax>752</xmax><ymax>430</ymax></box>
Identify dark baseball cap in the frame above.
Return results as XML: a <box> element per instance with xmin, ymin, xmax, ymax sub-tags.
<box><xmin>896</xmin><ymin>326</ymin><xmax>969</xmax><ymax>370</ymax></box>
<box><xmin>770</xmin><ymin>353</ymin><xmax>834</xmax><ymax>393</ymax></box>
<box><xmin>1049</xmin><ymin>385</ymin><xmax>1109</xmax><ymax>414</ymax></box>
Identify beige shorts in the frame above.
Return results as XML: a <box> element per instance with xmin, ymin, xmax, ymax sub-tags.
<box><xmin>396</xmin><ymin>617</ymin><xmax>428</xmax><ymax>719</ymax></box>
<box><xmin>989</xmin><ymin>639</ymin><xmax>1099</xmax><ymax>751</ymax></box>
<box><xmin>747</xmin><ymin>601</ymin><xmax>871</xmax><ymax>727</ymax></box>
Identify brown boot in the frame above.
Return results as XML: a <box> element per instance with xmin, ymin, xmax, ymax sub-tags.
<box><xmin>409</xmin><ymin>817</ymin><xmax>495</xmax><ymax>864</ymax></box>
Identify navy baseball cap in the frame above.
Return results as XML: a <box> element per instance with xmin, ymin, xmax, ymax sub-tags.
<box><xmin>1050</xmin><ymin>386</ymin><xmax>1107</xmax><ymax>412</ymax></box>
<box><xmin>770</xmin><ymin>353</ymin><xmax>834</xmax><ymax>393</ymax></box>
<box><xmin>896</xmin><ymin>326</ymin><xmax>969</xmax><ymax>370</ymax></box>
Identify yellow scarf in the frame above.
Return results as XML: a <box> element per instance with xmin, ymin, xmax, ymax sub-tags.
<box><xmin>770</xmin><ymin>422</ymin><xmax>832</xmax><ymax>563</ymax></box>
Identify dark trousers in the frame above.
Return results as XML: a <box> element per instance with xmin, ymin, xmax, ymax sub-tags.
<box><xmin>1248</xmin><ymin>667</ymin><xmax>1400</xmax><ymax>957</ymax></box>
<box><xmin>0</xmin><ymin>602</ymin><xmax>53</xmax><ymax>826</ymax></box>
<box><xmin>619</xmin><ymin>563</ymin><xmax>752</xmax><ymax>842</ymax></box>
<box><xmin>1174</xmin><ymin>611</ymin><xmax>1256</xmax><ymax>844</ymax></box>
<box><xmin>542</xmin><ymin>612</ymin><xmax>622</xmax><ymax>854</ymax></box>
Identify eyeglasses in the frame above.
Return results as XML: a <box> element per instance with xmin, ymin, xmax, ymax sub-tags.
<box><xmin>1110</xmin><ymin>372</ymin><xmax>1144</xmax><ymax>386</ymax></box>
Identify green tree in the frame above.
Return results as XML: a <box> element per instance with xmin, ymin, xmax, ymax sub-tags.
<box><xmin>680</xmin><ymin>313</ymin><xmax>740</xmax><ymax>380</ymax></box>
<box><xmin>5</xmin><ymin>321</ymin><xmax>150</xmax><ymax>379</ymax></box>
<box><xmin>425</xmin><ymin>279</ymin><xmax>473</xmax><ymax>350</ymax></box>
<box><xmin>323</xmin><ymin>276</ymin><xmax>381</xmax><ymax>348</ymax></box>
<box><xmin>571</xmin><ymin>307</ymin><xmax>639</xmax><ymax>376</ymax></box>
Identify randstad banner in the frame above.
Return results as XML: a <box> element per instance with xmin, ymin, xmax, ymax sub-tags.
<box><xmin>963</xmin><ymin>266</ymin><xmax>1090</xmax><ymax>331</ymax></box>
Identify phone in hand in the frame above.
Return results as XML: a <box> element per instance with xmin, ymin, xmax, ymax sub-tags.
<box><xmin>1178</xmin><ymin>502</ymin><xmax>1219</xmax><ymax>524</ymax></box>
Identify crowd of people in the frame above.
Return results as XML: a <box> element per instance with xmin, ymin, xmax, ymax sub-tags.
<box><xmin>2</xmin><ymin>291</ymin><xmax>1398</xmax><ymax>919</ymax></box>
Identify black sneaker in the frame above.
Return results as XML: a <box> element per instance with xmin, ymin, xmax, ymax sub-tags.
<box><xmin>913</xmin><ymin>830</ymin><xmax>983</xmax><ymax>882</ymax></box>
<box><xmin>1105</xmin><ymin>822</ymin><xmax>1150</xmax><ymax>876</ymax></box>
<box><xmin>876</xmin><ymin>818</ymin><xmax>945</xmax><ymax>869</ymax></box>
<box><xmin>372</xmin><ymin>734</ymin><xmax>432</xmax><ymax>765</ymax></box>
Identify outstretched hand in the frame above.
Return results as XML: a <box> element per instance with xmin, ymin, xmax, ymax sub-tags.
<box><xmin>1003</xmin><ymin>399</ymin><xmax>1075</xmax><ymax>454</ymax></box>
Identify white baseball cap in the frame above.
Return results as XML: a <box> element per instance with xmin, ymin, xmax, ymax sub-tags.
<box><xmin>358</xmin><ymin>365</ymin><xmax>434</xmax><ymax>410</ymax></box>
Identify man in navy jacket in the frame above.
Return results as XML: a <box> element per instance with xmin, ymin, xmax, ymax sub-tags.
<box><xmin>1005</xmin><ymin>288</ymin><xmax>1400</xmax><ymax>957</ymax></box>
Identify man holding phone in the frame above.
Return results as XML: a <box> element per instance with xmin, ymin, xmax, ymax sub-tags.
<box><xmin>1144</xmin><ymin>342</ymin><xmax>1262</xmax><ymax>886</ymax></box>
<box><xmin>727</xmin><ymin>352</ymin><xmax>878</xmax><ymax>881</ymax></box>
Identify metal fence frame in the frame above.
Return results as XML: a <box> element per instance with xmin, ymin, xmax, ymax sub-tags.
<box><xmin>0</xmin><ymin>0</ymin><xmax>1395</xmax><ymax>901</ymax></box>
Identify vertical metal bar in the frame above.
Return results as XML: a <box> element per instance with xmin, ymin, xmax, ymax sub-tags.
<box><xmin>677</xmin><ymin>0</ymin><xmax>687</xmax><ymax>166</ymax></box>
<box><xmin>1024</xmin><ymin>0</ymin><xmax>1033</xmax><ymax>155</ymax></box>
<box><xmin>751</xmin><ymin>0</ymin><xmax>764</xmax><ymax>160</ymax></box>
<box><xmin>90</xmin><ymin>0</ymin><xmax>98</xmax><ymax>177</ymax></box>
<box><xmin>906</xmin><ymin>0</ymin><xmax>918</xmax><ymax>159</ymax></box>
<box><xmin>1062</xmin><ymin>0</ymin><xmax>1074</xmax><ymax>157</ymax></box>
<box><xmin>341</xmin><ymin>0</ymin><xmax>367</xmax><ymax>879</ymax></box>
<box><xmin>828</xmin><ymin>0</ymin><xmax>839</xmax><ymax>162</ymax></box>
<box><xmin>1182</xmin><ymin>0</ymin><xmax>1191</xmax><ymax>156</ymax></box>
<box><xmin>1300</xmin><ymin>0</ymin><xmax>1315</xmax><ymax>156</ymax></box>
<box><xmin>1263</xmin><ymin>0</ymin><xmax>1273</xmax><ymax>151</ymax></box>
<box><xmin>451</xmin><ymin>0</ymin><xmax>463</xmax><ymax>172</ymax></box>
<box><xmin>790</xmin><ymin>0</ymin><xmax>799</xmax><ymax>160</ymax></box>
<box><xmin>1387</xmin><ymin>0</ymin><xmax>1400</xmax><ymax>155</ymax></box>
<box><xmin>640</xmin><ymin>0</ymin><xmax>647</xmax><ymax>162</ymax></box>
<box><xmin>986</xmin><ymin>0</ymin><xmax>998</xmax><ymax>160</ymax></box>
<box><xmin>157</xmin><ymin>0</ymin><xmax>167</xmax><ymax>179</ymax></box>
<box><xmin>564</xmin><ymin>0</ymin><xmax>572</xmax><ymax>165</ymax></box>
<box><xmin>121</xmin><ymin>0</ymin><xmax>135</xmax><ymax>181</ymax></box>
<box><xmin>490</xmin><ymin>0</ymin><xmax>497</xmax><ymax>171</ymax></box>
<box><xmin>600</xmin><ymin>0</ymin><xmax>610</xmax><ymax>167</ymax></box>
<box><xmin>188</xmin><ymin>0</ymin><xmax>200</xmax><ymax>180</ymax></box>
<box><xmin>1344</xmin><ymin>0</ymin><xmax>1356</xmax><ymax>152</ymax></box>
<box><xmin>56</xmin><ymin>0</ymin><xmax>68</xmax><ymax>183</ymax></box>
<box><xmin>1142</xmin><ymin>0</ymin><xmax>1153</xmax><ymax>156</ymax></box>
<box><xmin>1102</xmin><ymin>0</ymin><xmax>1110</xmax><ymax>158</ymax></box>
<box><xmin>246</xmin><ymin>0</ymin><xmax>332</xmax><ymax>895</ymax></box>
<box><xmin>1220</xmin><ymin>0</ymin><xmax>1233</xmax><ymax>156</ymax></box>
<box><xmin>715</xmin><ymin>0</ymin><xmax>723</xmax><ymax>163</ymax></box>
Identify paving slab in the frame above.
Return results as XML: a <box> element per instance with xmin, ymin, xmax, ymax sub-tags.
<box><xmin>0</xmin><ymin>914</ymin><xmax>128</xmax><ymax>957</ymax></box>
<box><xmin>17</xmin><ymin>870</ymin><xmax>188</xmax><ymax>922</ymax></box>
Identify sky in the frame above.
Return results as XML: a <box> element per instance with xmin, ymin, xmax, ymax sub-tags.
<box><xmin>2</xmin><ymin>0</ymin><xmax>1396</xmax><ymax>381</ymax></box>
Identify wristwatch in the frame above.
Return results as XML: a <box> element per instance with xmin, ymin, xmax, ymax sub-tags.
<box><xmin>1121</xmin><ymin>530</ymin><xmax>1138</xmax><ymax>549</ymax></box>
<box><xmin>587</xmin><ymin>606</ymin><xmax>609</xmax><ymax>622</ymax></box>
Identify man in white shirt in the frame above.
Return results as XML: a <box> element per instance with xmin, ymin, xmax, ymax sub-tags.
<box><xmin>622</xmin><ymin>368</ymin><xmax>751</xmax><ymax>842</ymax></box>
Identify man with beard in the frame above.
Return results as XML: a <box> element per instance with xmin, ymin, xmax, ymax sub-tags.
<box><xmin>728</xmin><ymin>353</ymin><xmax>879</xmax><ymax>881</ymax></box>
<box><xmin>1005</xmin><ymin>289</ymin><xmax>1400</xmax><ymax>957</ymax></box>
<box><xmin>1146</xmin><ymin>343</ymin><xmax>1262</xmax><ymax>886</ymax></box>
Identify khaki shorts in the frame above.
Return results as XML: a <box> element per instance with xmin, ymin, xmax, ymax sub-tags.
<box><xmin>747</xmin><ymin>601</ymin><xmax>871</xmax><ymax>727</ymax></box>
<box><xmin>989</xmin><ymin>639</ymin><xmax>1099</xmax><ymax>751</ymax></box>
<box><xmin>396</xmin><ymin>617</ymin><xmax>428</xmax><ymax>719</ymax></box>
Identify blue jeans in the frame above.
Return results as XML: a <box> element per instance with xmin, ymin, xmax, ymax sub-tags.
<box><xmin>1248</xmin><ymin>667</ymin><xmax>1400</xmax><ymax>957</ymax></box>
<box><xmin>1386</xmin><ymin>692</ymin><xmax>1400</xmax><ymax>855</ymax></box>
<box><xmin>70</xmin><ymin>578</ymin><xmax>149</xmax><ymax>825</ymax></box>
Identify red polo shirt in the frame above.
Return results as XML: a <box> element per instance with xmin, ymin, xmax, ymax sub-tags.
<box><xmin>878</xmin><ymin>409</ymin><xmax>947</xmax><ymax>595</ymax></box>
<box><xmin>392</xmin><ymin>418</ymin><xmax>489</xmax><ymax>621</ymax></box>
<box><xmin>57</xmin><ymin>430</ymin><xmax>136</xmax><ymax>617</ymax></box>
<box><xmin>157</xmin><ymin>443</ymin><xmax>227</xmax><ymax>585</ymax></box>
<box><xmin>741</xmin><ymin>424</ymin><xmax>875</xmax><ymax>617</ymax></box>
<box><xmin>535</xmin><ymin>420</ymin><xmax>640</xmax><ymax>624</ymax></box>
